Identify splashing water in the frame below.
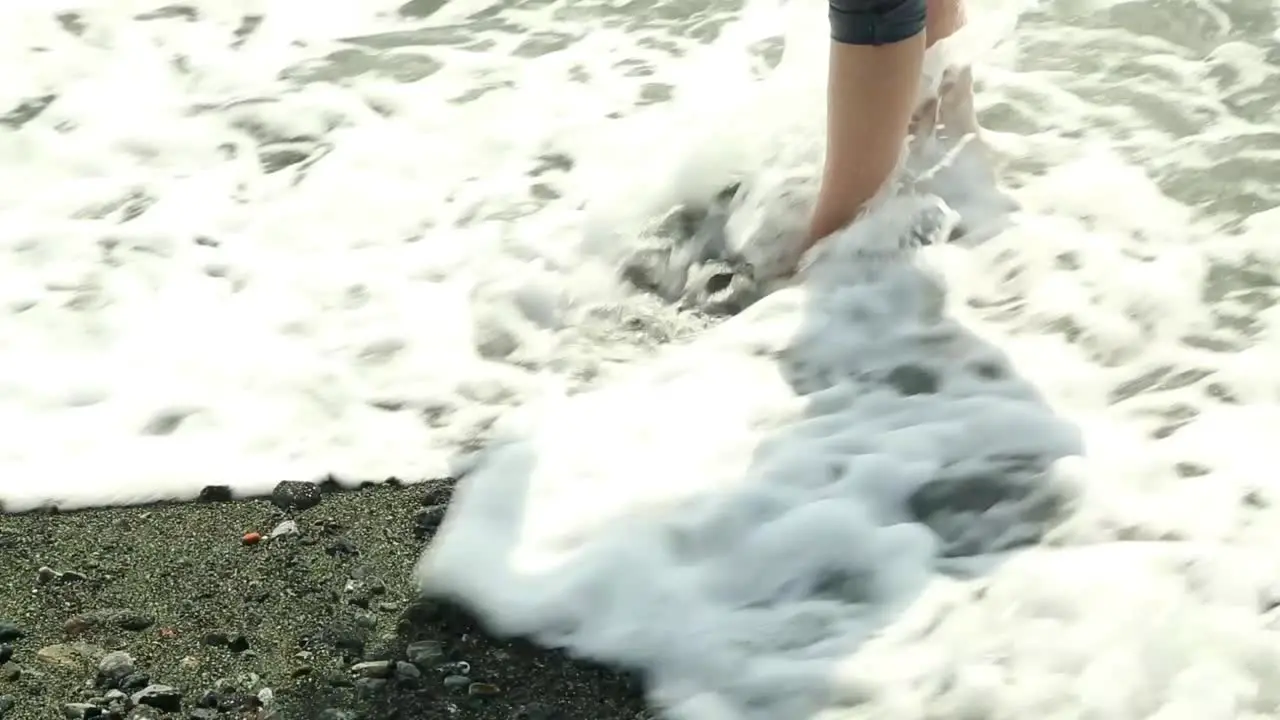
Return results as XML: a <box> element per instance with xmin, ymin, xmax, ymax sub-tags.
<box><xmin>4</xmin><ymin>0</ymin><xmax>1280</xmax><ymax>716</ymax></box>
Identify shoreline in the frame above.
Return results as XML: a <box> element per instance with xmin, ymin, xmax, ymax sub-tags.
<box><xmin>0</xmin><ymin>481</ymin><xmax>650</xmax><ymax>719</ymax></box>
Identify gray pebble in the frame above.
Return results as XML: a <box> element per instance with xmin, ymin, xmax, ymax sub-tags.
<box><xmin>443</xmin><ymin>674</ymin><xmax>471</xmax><ymax>691</ymax></box>
<box><xmin>36</xmin><ymin>643</ymin><xmax>97</xmax><ymax>668</ymax></box>
<box><xmin>131</xmin><ymin>685</ymin><xmax>182</xmax><ymax>713</ymax></box>
<box><xmin>110</xmin><ymin>611</ymin><xmax>154</xmax><ymax>632</ymax></box>
<box><xmin>65</xmin><ymin>609</ymin><xmax>153</xmax><ymax>634</ymax></box>
<box><xmin>405</xmin><ymin>640</ymin><xmax>443</xmax><ymax>667</ymax></box>
<box><xmin>61</xmin><ymin>702</ymin><xmax>99</xmax><ymax>719</ymax></box>
<box><xmin>394</xmin><ymin>661</ymin><xmax>421</xmax><ymax>682</ymax></box>
<box><xmin>96</xmin><ymin>651</ymin><xmax>135</xmax><ymax>688</ymax></box>
<box><xmin>201</xmin><ymin>631</ymin><xmax>229</xmax><ymax>647</ymax></box>
<box><xmin>214</xmin><ymin>677</ymin><xmax>237</xmax><ymax>692</ymax></box>
<box><xmin>269</xmin><ymin>520</ymin><xmax>299</xmax><ymax>539</ymax></box>
<box><xmin>0</xmin><ymin>695</ymin><xmax>13</xmax><ymax>718</ymax></box>
<box><xmin>119</xmin><ymin>671</ymin><xmax>150</xmax><ymax>692</ymax></box>
<box><xmin>350</xmin><ymin>660</ymin><xmax>392</xmax><ymax>679</ymax></box>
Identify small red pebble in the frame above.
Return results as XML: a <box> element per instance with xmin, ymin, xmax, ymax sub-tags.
<box><xmin>241</xmin><ymin>532</ymin><xmax>262</xmax><ymax>545</ymax></box>
<box><xmin>159</xmin><ymin>627</ymin><xmax>178</xmax><ymax>639</ymax></box>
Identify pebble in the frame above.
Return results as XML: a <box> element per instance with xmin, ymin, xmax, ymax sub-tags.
<box><xmin>36</xmin><ymin>643</ymin><xmax>100</xmax><ymax>669</ymax></box>
<box><xmin>350</xmin><ymin>660</ymin><xmax>392</xmax><ymax>679</ymax></box>
<box><xmin>394</xmin><ymin>661</ymin><xmax>421</xmax><ymax>682</ymax></box>
<box><xmin>110</xmin><ymin>611</ymin><xmax>153</xmax><ymax>632</ymax></box>
<box><xmin>0</xmin><ymin>695</ymin><xmax>12</xmax><ymax>718</ymax></box>
<box><xmin>96</xmin><ymin>651</ymin><xmax>136</xmax><ymax>689</ymax></box>
<box><xmin>38</xmin><ymin>567</ymin><xmax>88</xmax><ymax>584</ymax></box>
<box><xmin>405</xmin><ymin>640</ymin><xmax>444</xmax><ymax>667</ymax></box>
<box><xmin>63</xmin><ymin>610</ymin><xmax>154</xmax><ymax>636</ymax></box>
<box><xmin>0</xmin><ymin>622</ymin><xmax>23</xmax><ymax>643</ymax></box>
<box><xmin>412</xmin><ymin>505</ymin><xmax>447</xmax><ymax>540</ymax></box>
<box><xmin>61</xmin><ymin>702</ymin><xmax>99</xmax><ymax>718</ymax></box>
<box><xmin>438</xmin><ymin>660</ymin><xmax>470</xmax><ymax>675</ymax></box>
<box><xmin>197</xmin><ymin>485</ymin><xmax>233</xmax><ymax>502</ymax></box>
<box><xmin>350</xmin><ymin>611</ymin><xmax>376</xmax><ymax>629</ymax></box>
<box><xmin>131</xmin><ymin>684</ymin><xmax>183</xmax><ymax>713</ymax></box>
<box><xmin>202</xmin><ymin>632</ymin><xmax>229</xmax><ymax>647</ymax></box>
<box><xmin>468</xmin><ymin>681</ymin><xmax>500</xmax><ymax>697</ymax></box>
<box><xmin>0</xmin><ymin>645</ymin><xmax>12</xmax><ymax>665</ymax></box>
<box><xmin>270</xmin><ymin>480</ymin><xmax>322</xmax><ymax>513</ymax></box>
<box><xmin>326</xmin><ymin>672</ymin><xmax>354</xmax><ymax>688</ymax></box>
<box><xmin>62</xmin><ymin>616</ymin><xmax>93</xmax><ymax>636</ymax></box>
<box><xmin>269</xmin><ymin>520</ymin><xmax>299</xmax><ymax>539</ymax></box>
<box><xmin>354</xmin><ymin>677</ymin><xmax>387</xmax><ymax>696</ymax></box>
<box><xmin>119</xmin><ymin>672</ymin><xmax>151</xmax><ymax>692</ymax></box>
<box><xmin>443</xmin><ymin>674</ymin><xmax>471</xmax><ymax>691</ymax></box>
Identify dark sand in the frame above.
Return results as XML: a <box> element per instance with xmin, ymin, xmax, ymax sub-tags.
<box><xmin>0</xmin><ymin>481</ymin><xmax>650</xmax><ymax>720</ymax></box>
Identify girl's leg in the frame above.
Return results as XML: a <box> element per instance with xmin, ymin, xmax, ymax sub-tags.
<box><xmin>805</xmin><ymin>0</ymin><xmax>971</xmax><ymax>250</ymax></box>
<box><xmin>807</xmin><ymin>2</ymin><xmax>926</xmax><ymax>246</ymax></box>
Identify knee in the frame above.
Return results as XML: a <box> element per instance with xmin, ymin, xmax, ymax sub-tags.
<box><xmin>828</xmin><ymin>0</ymin><xmax>927</xmax><ymax>46</ymax></box>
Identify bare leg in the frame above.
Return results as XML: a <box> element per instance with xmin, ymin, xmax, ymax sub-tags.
<box><xmin>807</xmin><ymin>36</ymin><xmax>925</xmax><ymax>246</ymax></box>
<box><xmin>805</xmin><ymin>0</ymin><xmax>970</xmax><ymax>250</ymax></box>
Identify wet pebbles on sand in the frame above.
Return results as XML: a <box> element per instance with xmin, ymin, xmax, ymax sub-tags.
<box><xmin>0</xmin><ymin>480</ymin><xmax>650</xmax><ymax>719</ymax></box>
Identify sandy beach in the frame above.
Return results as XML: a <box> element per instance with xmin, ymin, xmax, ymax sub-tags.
<box><xmin>0</xmin><ymin>480</ymin><xmax>650</xmax><ymax>719</ymax></box>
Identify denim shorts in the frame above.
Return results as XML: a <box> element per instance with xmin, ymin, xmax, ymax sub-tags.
<box><xmin>829</xmin><ymin>0</ymin><xmax>927</xmax><ymax>45</ymax></box>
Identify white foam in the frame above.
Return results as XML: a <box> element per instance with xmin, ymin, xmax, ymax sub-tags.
<box><xmin>0</xmin><ymin>0</ymin><xmax>760</xmax><ymax>509</ymax></box>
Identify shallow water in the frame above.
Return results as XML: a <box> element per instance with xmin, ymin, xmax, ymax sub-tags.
<box><xmin>4</xmin><ymin>0</ymin><xmax>1280</xmax><ymax>717</ymax></box>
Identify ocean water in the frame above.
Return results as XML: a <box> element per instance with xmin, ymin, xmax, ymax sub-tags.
<box><xmin>4</xmin><ymin>0</ymin><xmax>1280</xmax><ymax>717</ymax></box>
